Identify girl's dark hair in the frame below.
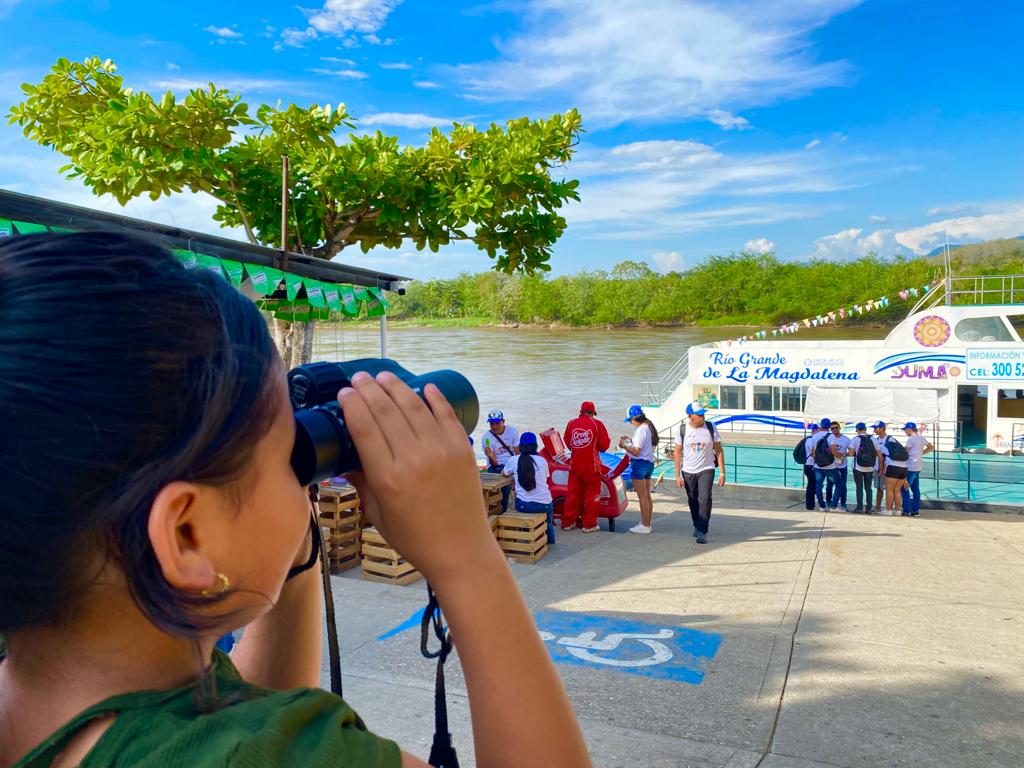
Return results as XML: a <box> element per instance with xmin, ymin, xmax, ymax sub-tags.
<box><xmin>633</xmin><ymin>413</ymin><xmax>660</xmax><ymax>446</ymax></box>
<box><xmin>0</xmin><ymin>232</ymin><xmax>280</xmax><ymax>636</ymax></box>
<box><xmin>517</xmin><ymin>442</ymin><xmax>539</xmax><ymax>492</ymax></box>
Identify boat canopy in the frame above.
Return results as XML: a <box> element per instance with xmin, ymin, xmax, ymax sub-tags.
<box><xmin>804</xmin><ymin>386</ymin><xmax>940</xmax><ymax>425</ymax></box>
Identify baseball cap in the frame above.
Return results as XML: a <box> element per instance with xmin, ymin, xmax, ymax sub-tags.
<box><xmin>870</xmin><ymin>420</ymin><xmax>886</xmax><ymax>428</ymax></box>
<box><xmin>685</xmin><ymin>401</ymin><xmax>707</xmax><ymax>416</ymax></box>
<box><xmin>580</xmin><ymin>401</ymin><xmax>597</xmax><ymax>414</ymax></box>
<box><xmin>487</xmin><ymin>409</ymin><xmax>504</xmax><ymax>422</ymax></box>
<box><xmin>519</xmin><ymin>431</ymin><xmax>538</xmax><ymax>445</ymax></box>
<box><xmin>855</xmin><ymin>422</ymin><xmax>866</xmax><ymax>430</ymax></box>
<box><xmin>624</xmin><ymin>404</ymin><xmax>644</xmax><ymax>422</ymax></box>
<box><xmin>902</xmin><ymin>422</ymin><xmax>917</xmax><ymax>431</ymax></box>
<box><xmin>808</xmin><ymin>423</ymin><xmax>820</xmax><ymax>431</ymax></box>
<box><xmin>819</xmin><ymin>417</ymin><xmax>831</xmax><ymax>428</ymax></box>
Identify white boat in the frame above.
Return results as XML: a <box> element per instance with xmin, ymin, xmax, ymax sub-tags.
<box><xmin>642</xmin><ymin>275</ymin><xmax>1024</xmax><ymax>454</ymax></box>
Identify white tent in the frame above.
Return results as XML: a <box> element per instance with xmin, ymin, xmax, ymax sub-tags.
<box><xmin>804</xmin><ymin>386</ymin><xmax>939</xmax><ymax>425</ymax></box>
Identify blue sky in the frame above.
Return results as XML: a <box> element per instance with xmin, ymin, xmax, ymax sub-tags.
<box><xmin>1</xmin><ymin>0</ymin><xmax>1022</xmax><ymax>279</ymax></box>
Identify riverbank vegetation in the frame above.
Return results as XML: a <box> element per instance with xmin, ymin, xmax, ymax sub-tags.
<box><xmin>389</xmin><ymin>244</ymin><xmax>1024</xmax><ymax>327</ymax></box>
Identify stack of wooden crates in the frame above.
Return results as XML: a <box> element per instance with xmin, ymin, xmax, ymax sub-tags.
<box><xmin>360</xmin><ymin>526</ymin><xmax>422</xmax><ymax>586</ymax></box>
<box><xmin>318</xmin><ymin>483</ymin><xmax>362</xmax><ymax>574</ymax></box>
<box><xmin>496</xmin><ymin>513</ymin><xmax>548</xmax><ymax>563</ymax></box>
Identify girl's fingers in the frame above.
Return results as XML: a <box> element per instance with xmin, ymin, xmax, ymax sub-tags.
<box><xmin>374</xmin><ymin>371</ymin><xmax>438</xmax><ymax>440</ymax></box>
<box><xmin>336</xmin><ymin>384</ymin><xmax>396</xmax><ymax>477</ymax></box>
<box><xmin>349</xmin><ymin>372</ymin><xmax>423</xmax><ymax>458</ymax></box>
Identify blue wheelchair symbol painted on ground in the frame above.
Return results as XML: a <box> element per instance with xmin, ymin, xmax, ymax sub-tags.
<box><xmin>379</xmin><ymin>607</ymin><xmax>722</xmax><ymax>685</ymax></box>
<box><xmin>535</xmin><ymin>610</ymin><xmax>722</xmax><ymax>685</ymax></box>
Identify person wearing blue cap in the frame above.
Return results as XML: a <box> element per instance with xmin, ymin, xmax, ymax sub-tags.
<box><xmin>674</xmin><ymin>401</ymin><xmax>725</xmax><ymax>544</ymax></box>
<box><xmin>849</xmin><ymin>422</ymin><xmax>877</xmax><ymax>513</ymax></box>
<box><xmin>482</xmin><ymin>409</ymin><xmax>519</xmax><ymax>512</ymax></box>
<box><xmin>872</xmin><ymin>420</ymin><xmax>909</xmax><ymax>514</ymax></box>
<box><xmin>620</xmin><ymin>405</ymin><xmax>659</xmax><ymax>534</ymax></box>
<box><xmin>502</xmin><ymin>432</ymin><xmax>556</xmax><ymax>543</ymax></box>
<box><xmin>900</xmin><ymin>423</ymin><xmax>933</xmax><ymax>516</ymax></box>
<box><xmin>801</xmin><ymin>423</ymin><xmax>826</xmax><ymax>510</ymax></box>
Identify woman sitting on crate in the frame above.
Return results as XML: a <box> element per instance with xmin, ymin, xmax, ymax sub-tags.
<box><xmin>0</xmin><ymin>233</ymin><xmax>590</xmax><ymax>768</ymax></box>
<box><xmin>501</xmin><ymin>432</ymin><xmax>556</xmax><ymax>544</ymax></box>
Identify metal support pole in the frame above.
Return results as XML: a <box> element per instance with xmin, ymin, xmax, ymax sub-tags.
<box><xmin>379</xmin><ymin>312</ymin><xmax>388</xmax><ymax>358</ymax></box>
<box><xmin>280</xmin><ymin>156</ymin><xmax>290</xmax><ymax>253</ymax></box>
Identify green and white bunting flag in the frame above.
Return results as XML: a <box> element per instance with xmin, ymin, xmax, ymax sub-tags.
<box><xmin>285</xmin><ymin>272</ymin><xmax>304</xmax><ymax>301</ymax></box>
<box><xmin>219</xmin><ymin>258</ymin><xmax>245</xmax><ymax>287</ymax></box>
<box><xmin>324</xmin><ymin>286</ymin><xmax>342</xmax><ymax>312</ymax></box>
<box><xmin>196</xmin><ymin>253</ymin><xmax>225</xmax><ymax>279</ymax></box>
<box><xmin>304</xmin><ymin>278</ymin><xmax>327</xmax><ymax>308</ymax></box>
<box><xmin>172</xmin><ymin>249</ymin><xmax>199</xmax><ymax>270</ymax></box>
<box><xmin>340</xmin><ymin>285</ymin><xmax>360</xmax><ymax>316</ymax></box>
<box><xmin>0</xmin><ymin>218</ymin><xmax>13</xmax><ymax>238</ymax></box>
<box><xmin>12</xmin><ymin>220</ymin><xmax>49</xmax><ymax>235</ymax></box>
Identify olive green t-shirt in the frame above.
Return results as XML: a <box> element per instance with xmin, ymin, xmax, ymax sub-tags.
<box><xmin>13</xmin><ymin>651</ymin><xmax>401</xmax><ymax>767</ymax></box>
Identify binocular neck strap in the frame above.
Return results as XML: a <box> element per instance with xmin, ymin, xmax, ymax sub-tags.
<box><xmin>420</xmin><ymin>585</ymin><xmax>460</xmax><ymax>768</ymax></box>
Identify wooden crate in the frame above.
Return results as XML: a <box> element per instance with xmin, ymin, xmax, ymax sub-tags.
<box><xmin>480</xmin><ymin>472</ymin><xmax>513</xmax><ymax>515</ymax></box>
<box><xmin>360</xmin><ymin>527</ymin><xmax>422</xmax><ymax>586</ymax></box>
<box><xmin>488</xmin><ymin>514</ymin><xmax>500</xmax><ymax>538</ymax></box>
<box><xmin>318</xmin><ymin>484</ymin><xmax>362</xmax><ymax>574</ymax></box>
<box><xmin>497</xmin><ymin>513</ymin><xmax>548</xmax><ymax>564</ymax></box>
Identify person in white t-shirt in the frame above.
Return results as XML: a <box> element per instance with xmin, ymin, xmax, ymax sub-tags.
<box><xmin>673</xmin><ymin>402</ymin><xmax>725</xmax><ymax>544</ymax></box>
<box><xmin>502</xmin><ymin>431</ymin><xmax>555</xmax><ymax>544</ymax></box>
<box><xmin>482</xmin><ymin>409</ymin><xmax>519</xmax><ymax>512</ymax></box>
<box><xmin>824</xmin><ymin>421</ymin><xmax>852</xmax><ymax>511</ymax></box>
<box><xmin>848</xmin><ymin>422</ymin><xmax>877</xmax><ymax>514</ymax></box>
<box><xmin>873</xmin><ymin>421</ymin><xmax>908</xmax><ymax>515</ymax></box>
<box><xmin>620</xmin><ymin>405</ymin><xmax>659</xmax><ymax>534</ymax></box>
<box><xmin>899</xmin><ymin>422</ymin><xmax>933</xmax><ymax>517</ymax></box>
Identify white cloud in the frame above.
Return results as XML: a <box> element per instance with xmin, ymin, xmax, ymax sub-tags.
<box><xmin>868</xmin><ymin>214</ymin><xmax>889</xmax><ymax>223</ymax></box>
<box><xmin>380</xmin><ymin>62</ymin><xmax>412</xmax><ymax>69</ymax></box>
<box><xmin>310</xmin><ymin>67</ymin><xmax>369</xmax><ymax>79</ymax></box>
<box><xmin>650</xmin><ymin>250</ymin><xmax>684</xmax><ymax>272</ymax></box>
<box><xmin>811</xmin><ymin>227</ymin><xmax>905</xmax><ymax>260</ymax></box>
<box><xmin>744</xmin><ymin>237</ymin><xmax>775</xmax><ymax>254</ymax></box>
<box><xmin>204</xmin><ymin>25</ymin><xmax>243</xmax><ymax>39</ymax></box>
<box><xmin>414</xmin><ymin>80</ymin><xmax>440</xmax><ymax>89</ymax></box>
<box><xmin>804</xmin><ymin>138</ymin><xmax>821</xmax><ymax>149</ymax></box>
<box><xmin>321</xmin><ymin>56</ymin><xmax>357</xmax><ymax>65</ymax></box>
<box><xmin>707</xmin><ymin>109</ymin><xmax>750</xmax><ymax>131</ymax></box>
<box><xmin>456</xmin><ymin>0</ymin><xmax>858</xmax><ymax>126</ymax></box>
<box><xmin>895</xmin><ymin>205</ymin><xmax>1024</xmax><ymax>254</ymax></box>
<box><xmin>927</xmin><ymin>203</ymin><xmax>981</xmax><ymax>218</ymax></box>
<box><xmin>359</xmin><ymin>112</ymin><xmax>454</xmax><ymax>129</ymax></box>
<box><xmin>152</xmin><ymin>77</ymin><xmax>298</xmax><ymax>93</ymax></box>
<box><xmin>565</xmin><ymin>138</ymin><xmax>854</xmax><ymax>238</ymax></box>
<box><xmin>282</xmin><ymin>0</ymin><xmax>403</xmax><ymax>48</ymax></box>
<box><xmin>165</xmin><ymin>62</ymin><xmax>181</xmax><ymax>71</ymax></box>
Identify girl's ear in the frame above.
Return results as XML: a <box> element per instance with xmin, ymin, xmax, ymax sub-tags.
<box><xmin>147</xmin><ymin>481</ymin><xmax>218</xmax><ymax>592</ymax></box>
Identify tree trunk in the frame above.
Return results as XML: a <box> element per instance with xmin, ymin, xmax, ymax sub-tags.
<box><xmin>271</xmin><ymin>318</ymin><xmax>315</xmax><ymax>369</ymax></box>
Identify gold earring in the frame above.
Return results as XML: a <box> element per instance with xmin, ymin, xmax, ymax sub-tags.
<box><xmin>201</xmin><ymin>572</ymin><xmax>231</xmax><ymax>598</ymax></box>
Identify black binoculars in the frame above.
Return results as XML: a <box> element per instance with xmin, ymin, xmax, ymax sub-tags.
<box><xmin>288</xmin><ymin>359</ymin><xmax>479</xmax><ymax>486</ymax></box>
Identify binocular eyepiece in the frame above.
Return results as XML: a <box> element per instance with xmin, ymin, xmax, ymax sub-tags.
<box><xmin>288</xmin><ymin>359</ymin><xmax>479</xmax><ymax>486</ymax></box>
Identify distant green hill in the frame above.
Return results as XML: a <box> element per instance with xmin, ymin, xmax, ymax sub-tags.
<box><xmin>928</xmin><ymin>237</ymin><xmax>1024</xmax><ymax>271</ymax></box>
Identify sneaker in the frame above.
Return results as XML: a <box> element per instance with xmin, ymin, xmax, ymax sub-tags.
<box><xmin>828</xmin><ymin>506</ymin><xmax>839</xmax><ymax>512</ymax></box>
<box><xmin>629</xmin><ymin>523</ymin><xmax>653</xmax><ymax>534</ymax></box>
<box><xmin>901</xmin><ymin>511</ymin><xmax>912</xmax><ymax>517</ymax></box>
<box><xmin>561</xmin><ymin>523</ymin><xmax>578</xmax><ymax>531</ymax></box>
<box><xmin>864</xmin><ymin>508</ymin><xmax>873</xmax><ymax>515</ymax></box>
<box><xmin>695</xmin><ymin>534</ymin><xmax>708</xmax><ymax>544</ymax></box>
<box><xmin>852</xmin><ymin>506</ymin><xmax>863</xmax><ymax>514</ymax></box>
<box><xmin>581</xmin><ymin>525</ymin><xmax>601</xmax><ymax>533</ymax></box>
<box><xmin>910</xmin><ymin>511</ymin><xmax>920</xmax><ymax>517</ymax></box>
<box><xmin>841</xmin><ymin>505</ymin><xmax>849</xmax><ymax>513</ymax></box>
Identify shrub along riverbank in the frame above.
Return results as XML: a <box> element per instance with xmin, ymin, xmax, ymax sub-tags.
<box><xmin>387</xmin><ymin>245</ymin><xmax>1024</xmax><ymax>327</ymax></box>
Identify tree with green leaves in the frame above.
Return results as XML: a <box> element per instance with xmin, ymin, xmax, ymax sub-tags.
<box><xmin>10</xmin><ymin>57</ymin><xmax>582</xmax><ymax>364</ymax></box>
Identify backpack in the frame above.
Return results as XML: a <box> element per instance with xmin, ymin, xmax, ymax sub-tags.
<box><xmin>792</xmin><ymin>435</ymin><xmax>808</xmax><ymax>464</ymax></box>
<box><xmin>813</xmin><ymin>436</ymin><xmax>834</xmax><ymax>468</ymax></box>
<box><xmin>884</xmin><ymin>436</ymin><xmax>909</xmax><ymax>462</ymax></box>
<box><xmin>855</xmin><ymin>435</ymin><xmax>876</xmax><ymax>468</ymax></box>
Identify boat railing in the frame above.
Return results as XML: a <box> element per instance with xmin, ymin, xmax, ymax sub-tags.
<box><xmin>910</xmin><ymin>274</ymin><xmax>1024</xmax><ymax>314</ymax></box>
<box><xmin>641</xmin><ymin>354</ymin><xmax>690</xmax><ymax>407</ymax></box>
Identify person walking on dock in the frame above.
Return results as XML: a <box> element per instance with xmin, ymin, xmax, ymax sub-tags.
<box><xmin>621</xmin><ymin>405</ymin><xmax>659</xmax><ymax>534</ymax></box>
<box><xmin>850</xmin><ymin>422</ymin><xmax>877</xmax><ymax>514</ymax></box>
<box><xmin>561</xmin><ymin>401</ymin><xmax>611</xmax><ymax>532</ymax></box>
<box><xmin>900</xmin><ymin>423</ymin><xmax>933</xmax><ymax>517</ymax></box>
<box><xmin>675</xmin><ymin>402</ymin><xmax>726</xmax><ymax>544</ymax></box>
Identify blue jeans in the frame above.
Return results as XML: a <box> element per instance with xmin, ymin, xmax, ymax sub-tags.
<box><xmin>900</xmin><ymin>471</ymin><xmax>921</xmax><ymax>513</ymax></box>
<box><xmin>630</xmin><ymin>458</ymin><xmax>655</xmax><ymax>480</ymax></box>
<box><xmin>814</xmin><ymin>468</ymin><xmax>837</xmax><ymax>508</ymax></box>
<box><xmin>826</xmin><ymin>466</ymin><xmax>848</xmax><ymax>507</ymax></box>
<box><xmin>515</xmin><ymin>499</ymin><xmax>555</xmax><ymax>544</ymax></box>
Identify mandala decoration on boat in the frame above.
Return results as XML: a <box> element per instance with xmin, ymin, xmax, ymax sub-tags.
<box><xmin>913</xmin><ymin>315</ymin><xmax>951</xmax><ymax>347</ymax></box>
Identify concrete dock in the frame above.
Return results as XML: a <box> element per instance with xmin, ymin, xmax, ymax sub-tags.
<box><xmin>320</xmin><ymin>492</ymin><xmax>1024</xmax><ymax>767</ymax></box>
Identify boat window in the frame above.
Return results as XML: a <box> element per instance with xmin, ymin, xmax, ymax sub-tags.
<box><xmin>955</xmin><ymin>316</ymin><xmax>1013</xmax><ymax>342</ymax></box>
<box><xmin>720</xmin><ymin>385</ymin><xmax>746</xmax><ymax>409</ymax></box>
<box><xmin>753</xmin><ymin>386</ymin><xmax>772</xmax><ymax>410</ymax></box>
<box><xmin>1007</xmin><ymin>314</ymin><xmax>1024</xmax><ymax>341</ymax></box>
<box><xmin>997</xmin><ymin>389</ymin><xmax>1024</xmax><ymax>419</ymax></box>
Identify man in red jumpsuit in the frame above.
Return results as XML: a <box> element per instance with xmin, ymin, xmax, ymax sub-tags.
<box><xmin>561</xmin><ymin>401</ymin><xmax>611</xmax><ymax>532</ymax></box>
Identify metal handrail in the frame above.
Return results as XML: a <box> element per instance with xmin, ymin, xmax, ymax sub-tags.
<box><xmin>912</xmin><ymin>275</ymin><xmax>1024</xmax><ymax>312</ymax></box>
<box><xmin>641</xmin><ymin>353</ymin><xmax>691</xmax><ymax>406</ymax></box>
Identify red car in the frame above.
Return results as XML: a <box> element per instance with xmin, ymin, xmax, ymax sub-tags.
<box><xmin>539</xmin><ymin>428</ymin><xmax>628</xmax><ymax>532</ymax></box>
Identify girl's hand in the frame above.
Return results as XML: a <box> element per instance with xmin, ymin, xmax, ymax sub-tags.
<box><xmin>338</xmin><ymin>371</ymin><xmax>501</xmax><ymax>585</ymax></box>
